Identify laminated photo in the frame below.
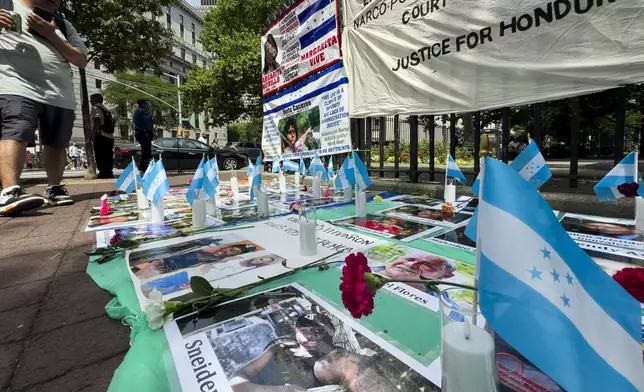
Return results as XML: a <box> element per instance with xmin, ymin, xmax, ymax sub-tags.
<box><xmin>378</xmin><ymin>205</ymin><xmax>473</xmax><ymax>227</ymax></box>
<box><xmin>165</xmin><ymin>284</ymin><xmax>439</xmax><ymax>392</ymax></box>
<box><xmin>331</xmin><ymin>214</ymin><xmax>443</xmax><ymax>242</ymax></box>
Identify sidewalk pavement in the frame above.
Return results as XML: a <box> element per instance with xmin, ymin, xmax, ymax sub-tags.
<box><xmin>0</xmin><ymin>174</ymin><xmax>192</xmax><ymax>392</ymax></box>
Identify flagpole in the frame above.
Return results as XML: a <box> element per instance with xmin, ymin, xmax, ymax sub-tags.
<box><xmin>472</xmin><ymin>158</ymin><xmax>485</xmax><ymax>326</ymax></box>
<box><xmin>131</xmin><ymin>156</ymin><xmax>138</xmax><ymax>188</ymax></box>
<box><xmin>445</xmin><ymin>152</ymin><xmax>449</xmax><ymax>189</ymax></box>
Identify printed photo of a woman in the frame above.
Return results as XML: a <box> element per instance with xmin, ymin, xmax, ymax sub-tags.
<box><xmin>263</xmin><ymin>34</ymin><xmax>280</xmax><ymax>74</ymax></box>
<box><xmin>283</xmin><ymin>118</ymin><xmax>312</xmax><ymax>154</ymax></box>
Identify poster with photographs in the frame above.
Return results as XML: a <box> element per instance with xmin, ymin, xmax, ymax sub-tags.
<box><xmin>165</xmin><ymin>284</ymin><xmax>440</xmax><ymax>392</ymax></box>
<box><xmin>262</xmin><ymin>62</ymin><xmax>351</xmax><ymax>160</ymax></box>
<box><xmin>560</xmin><ymin>213</ymin><xmax>644</xmax><ymax>250</ymax></box>
<box><xmin>94</xmin><ymin>217</ymin><xmax>223</xmax><ymax>248</ymax></box>
<box><xmin>85</xmin><ymin>212</ymin><xmax>146</xmax><ymax>232</ymax></box>
<box><xmin>331</xmin><ymin>214</ymin><xmax>443</xmax><ymax>242</ymax></box>
<box><xmin>260</xmin><ymin>0</ymin><xmax>341</xmax><ymax>96</ymax></box>
<box><xmin>386</xmin><ymin>195</ymin><xmax>475</xmax><ymax>213</ymax></box>
<box><xmin>378</xmin><ymin>205</ymin><xmax>473</xmax><ymax>228</ymax></box>
<box><xmin>212</xmin><ymin>206</ymin><xmax>289</xmax><ymax>225</ymax></box>
<box><xmin>127</xmin><ymin>215</ymin><xmax>385</xmax><ymax>303</ymax></box>
<box><xmin>423</xmin><ymin>226</ymin><xmax>477</xmax><ymax>253</ymax></box>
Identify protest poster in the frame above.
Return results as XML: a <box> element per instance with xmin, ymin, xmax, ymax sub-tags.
<box><xmin>94</xmin><ymin>217</ymin><xmax>223</xmax><ymax>248</ymax></box>
<box><xmin>86</xmin><ymin>212</ymin><xmax>146</xmax><ymax>232</ymax></box>
<box><xmin>212</xmin><ymin>207</ymin><xmax>290</xmax><ymax>224</ymax></box>
<box><xmin>165</xmin><ymin>284</ymin><xmax>440</xmax><ymax>392</ymax></box>
<box><xmin>385</xmin><ymin>195</ymin><xmax>444</xmax><ymax>208</ymax></box>
<box><xmin>261</xmin><ymin>0</ymin><xmax>342</xmax><ymax>96</ymax></box>
<box><xmin>560</xmin><ymin>213</ymin><xmax>644</xmax><ymax>251</ymax></box>
<box><xmin>343</xmin><ymin>0</ymin><xmax>644</xmax><ymax>116</ymax></box>
<box><xmin>332</xmin><ymin>214</ymin><xmax>443</xmax><ymax>242</ymax></box>
<box><xmin>127</xmin><ymin>215</ymin><xmax>386</xmax><ymax>303</ymax></box>
<box><xmin>423</xmin><ymin>225</ymin><xmax>477</xmax><ymax>253</ymax></box>
<box><xmin>262</xmin><ymin>62</ymin><xmax>351</xmax><ymax>160</ymax></box>
<box><xmin>378</xmin><ymin>205</ymin><xmax>473</xmax><ymax>227</ymax></box>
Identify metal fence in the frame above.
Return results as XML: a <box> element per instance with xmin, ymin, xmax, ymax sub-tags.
<box><xmin>345</xmin><ymin>87</ymin><xmax>642</xmax><ymax>188</ymax></box>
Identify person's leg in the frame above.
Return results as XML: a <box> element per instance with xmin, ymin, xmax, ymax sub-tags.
<box><xmin>0</xmin><ymin>95</ymin><xmax>46</xmax><ymax>215</ymax></box>
<box><xmin>136</xmin><ymin>133</ymin><xmax>151</xmax><ymax>173</ymax></box>
<box><xmin>94</xmin><ymin>135</ymin><xmax>104</xmax><ymax>177</ymax></box>
<box><xmin>106</xmin><ymin>137</ymin><xmax>114</xmax><ymax>177</ymax></box>
<box><xmin>40</xmin><ymin>105</ymin><xmax>75</xmax><ymax>206</ymax></box>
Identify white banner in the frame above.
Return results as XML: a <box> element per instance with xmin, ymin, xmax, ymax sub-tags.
<box><xmin>343</xmin><ymin>0</ymin><xmax>644</xmax><ymax>116</ymax></box>
<box><xmin>261</xmin><ymin>0</ymin><xmax>342</xmax><ymax>96</ymax></box>
<box><xmin>262</xmin><ymin>62</ymin><xmax>351</xmax><ymax>159</ymax></box>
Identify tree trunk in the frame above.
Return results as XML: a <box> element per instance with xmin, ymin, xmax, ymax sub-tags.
<box><xmin>461</xmin><ymin>112</ymin><xmax>474</xmax><ymax>143</ymax></box>
<box><xmin>79</xmin><ymin>68</ymin><xmax>97</xmax><ymax>179</ymax></box>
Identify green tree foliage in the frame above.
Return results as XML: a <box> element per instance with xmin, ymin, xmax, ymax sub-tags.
<box><xmin>58</xmin><ymin>0</ymin><xmax>175</xmax><ymax>177</ymax></box>
<box><xmin>182</xmin><ymin>0</ymin><xmax>291</xmax><ymax>126</ymax></box>
<box><xmin>227</xmin><ymin>118</ymin><xmax>263</xmax><ymax>142</ymax></box>
<box><xmin>102</xmin><ymin>73</ymin><xmax>179</xmax><ymax>134</ymax></box>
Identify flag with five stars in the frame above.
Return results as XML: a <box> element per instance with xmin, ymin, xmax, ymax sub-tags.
<box><xmin>469</xmin><ymin>157</ymin><xmax>644</xmax><ymax>392</ymax></box>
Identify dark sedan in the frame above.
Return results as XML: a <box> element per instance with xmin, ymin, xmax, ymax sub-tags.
<box><xmin>114</xmin><ymin>138</ymin><xmax>248</xmax><ymax>171</ymax></box>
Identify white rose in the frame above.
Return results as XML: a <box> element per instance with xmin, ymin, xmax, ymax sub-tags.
<box><xmin>145</xmin><ymin>289</ymin><xmax>172</xmax><ymax>330</ymax></box>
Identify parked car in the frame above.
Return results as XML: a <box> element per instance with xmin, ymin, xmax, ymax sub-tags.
<box><xmin>225</xmin><ymin>141</ymin><xmax>262</xmax><ymax>162</ymax></box>
<box><xmin>114</xmin><ymin>138</ymin><xmax>248</xmax><ymax>171</ymax></box>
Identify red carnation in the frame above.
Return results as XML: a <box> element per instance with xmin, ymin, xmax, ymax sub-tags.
<box><xmin>303</xmin><ymin>185</ymin><xmax>308</xmax><ymax>192</ymax></box>
<box><xmin>340</xmin><ymin>252</ymin><xmax>376</xmax><ymax>318</ymax></box>
<box><xmin>99</xmin><ymin>199</ymin><xmax>113</xmax><ymax>216</ymax></box>
<box><xmin>617</xmin><ymin>182</ymin><xmax>639</xmax><ymax>198</ymax></box>
<box><xmin>109</xmin><ymin>233</ymin><xmax>122</xmax><ymax>247</ymax></box>
<box><xmin>188</xmin><ymin>178</ymin><xmax>193</xmax><ymax>185</ymax></box>
<box><xmin>613</xmin><ymin>268</ymin><xmax>644</xmax><ymax>303</ymax></box>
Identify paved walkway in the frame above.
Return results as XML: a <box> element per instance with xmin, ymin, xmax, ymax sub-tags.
<box><xmin>0</xmin><ymin>175</ymin><xmax>191</xmax><ymax>392</ymax></box>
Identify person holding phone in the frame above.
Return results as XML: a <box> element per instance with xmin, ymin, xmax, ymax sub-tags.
<box><xmin>0</xmin><ymin>0</ymin><xmax>88</xmax><ymax>215</ymax></box>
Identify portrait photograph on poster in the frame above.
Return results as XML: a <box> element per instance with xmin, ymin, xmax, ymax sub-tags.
<box><xmin>166</xmin><ymin>284</ymin><xmax>438</xmax><ymax>392</ymax></box>
<box><xmin>279</xmin><ymin>106</ymin><xmax>321</xmax><ymax>154</ymax></box>
<box><xmin>560</xmin><ymin>213</ymin><xmax>644</xmax><ymax>250</ymax></box>
<box><xmin>378</xmin><ymin>205</ymin><xmax>472</xmax><ymax>227</ymax></box>
<box><xmin>332</xmin><ymin>214</ymin><xmax>443</xmax><ymax>242</ymax></box>
<box><xmin>85</xmin><ymin>212</ymin><xmax>145</xmax><ymax>231</ymax></box>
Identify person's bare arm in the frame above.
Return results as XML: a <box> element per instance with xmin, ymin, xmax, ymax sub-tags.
<box><xmin>25</xmin><ymin>13</ymin><xmax>87</xmax><ymax>68</ymax></box>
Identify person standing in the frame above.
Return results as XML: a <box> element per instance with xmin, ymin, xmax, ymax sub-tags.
<box><xmin>90</xmin><ymin>93</ymin><xmax>114</xmax><ymax>178</ymax></box>
<box><xmin>68</xmin><ymin>143</ymin><xmax>79</xmax><ymax>169</ymax></box>
<box><xmin>0</xmin><ymin>0</ymin><xmax>88</xmax><ymax>215</ymax></box>
<box><xmin>132</xmin><ymin>99</ymin><xmax>154</xmax><ymax>174</ymax></box>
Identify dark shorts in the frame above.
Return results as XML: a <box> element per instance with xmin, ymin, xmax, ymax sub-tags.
<box><xmin>0</xmin><ymin>95</ymin><xmax>75</xmax><ymax>149</ymax></box>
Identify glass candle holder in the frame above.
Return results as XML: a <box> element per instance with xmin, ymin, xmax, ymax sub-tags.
<box><xmin>299</xmin><ymin>208</ymin><xmax>318</xmax><ymax>256</ymax></box>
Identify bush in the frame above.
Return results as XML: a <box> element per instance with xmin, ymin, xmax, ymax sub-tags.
<box><xmin>369</xmin><ymin>139</ymin><xmax>474</xmax><ymax>166</ymax></box>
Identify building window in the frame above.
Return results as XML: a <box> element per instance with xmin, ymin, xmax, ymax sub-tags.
<box><xmin>179</xmin><ymin>14</ymin><xmax>184</xmax><ymax>39</ymax></box>
<box><xmin>192</xmin><ymin>54</ymin><xmax>197</xmax><ymax>64</ymax></box>
<box><xmin>195</xmin><ymin>114</ymin><xmax>200</xmax><ymax>129</ymax></box>
<box><xmin>181</xmin><ymin>48</ymin><xmax>185</xmax><ymax>60</ymax></box>
<box><xmin>192</xmin><ymin>31</ymin><xmax>196</xmax><ymax>46</ymax></box>
<box><xmin>94</xmin><ymin>60</ymin><xmax>99</xmax><ymax>69</ymax></box>
<box><xmin>166</xmin><ymin>12</ymin><xmax>171</xmax><ymax>28</ymax></box>
<box><xmin>202</xmin><ymin>59</ymin><xmax>206</xmax><ymax>67</ymax></box>
<box><xmin>191</xmin><ymin>22</ymin><xmax>195</xmax><ymax>31</ymax></box>
<box><xmin>95</xmin><ymin>79</ymin><xmax>102</xmax><ymax>89</ymax></box>
<box><xmin>169</xmin><ymin>74</ymin><xmax>175</xmax><ymax>84</ymax></box>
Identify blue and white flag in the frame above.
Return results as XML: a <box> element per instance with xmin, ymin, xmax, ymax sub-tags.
<box><xmin>202</xmin><ymin>158</ymin><xmax>220</xmax><ymax>198</ymax></box>
<box><xmin>247</xmin><ymin>157</ymin><xmax>254</xmax><ymax>177</ymax></box>
<box><xmin>143</xmin><ymin>159</ymin><xmax>170</xmax><ymax>205</ymax></box>
<box><xmin>334</xmin><ymin>156</ymin><xmax>356</xmax><ymax>190</ymax></box>
<box><xmin>300</xmin><ymin>158</ymin><xmax>307</xmax><ymax>176</ymax></box>
<box><xmin>446</xmin><ymin>154</ymin><xmax>467</xmax><ymax>185</ymax></box>
<box><xmin>469</xmin><ymin>157</ymin><xmax>644</xmax><ymax>392</ymax></box>
<box><xmin>271</xmin><ymin>156</ymin><xmax>281</xmax><ymax>173</ymax></box>
<box><xmin>352</xmin><ymin>152</ymin><xmax>372</xmax><ymax>191</ymax></box>
<box><xmin>114</xmin><ymin>161</ymin><xmax>142</xmax><ymax>193</ymax></box>
<box><xmin>283</xmin><ymin>158</ymin><xmax>298</xmax><ymax>172</ymax></box>
<box><xmin>140</xmin><ymin>159</ymin><xmax>155</xmax><ymax>189</ymax></box>
<box><xmin>308</xmin><ymin>153</ymin><xmax>329</xmax><ymax>181</ymax></box>
<box><xmin>250</xmin><ymin>156</ymin><xmax>262</xmax><ymax>201</ymax></box>
<box><xmin>328</xmin><ymin>157</ymin><xmax>334</xmax><ymax>178</ymax></box>
<box><xmin>594</xmin><ymin>152</ymin><xmax>638</xmax><ymax>201</ymax></box>
<box><xmin>510</xmin><ymin>140</ymin><xmax>552</xmax><ymax>189</ymax></box>
<box><xmin>186</xmin><ymin>158</ymin><xmax>205</xmax><ymax>206</ymax></box>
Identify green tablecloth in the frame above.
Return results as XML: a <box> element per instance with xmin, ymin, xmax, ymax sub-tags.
<box><xmin>87</xmin><ymin>201</ymin><xmax>475</xmax><ymax>392</ymax></box>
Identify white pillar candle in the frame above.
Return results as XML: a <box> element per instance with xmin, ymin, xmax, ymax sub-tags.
<box><xmin>230</xmin><ymin>176</ymin><xmax>239</xmax><ymax>197</ymax></box>
<box><xmin>257</xmin><ymin>190</ymin><xmax>269</xmax><ymax>217</ymax></box>
<box><xmin>192</xmin><ymin>199</ymin><xmax>206</xmax><ymax>229</ymax></box>
<box><xmin>136</xmin><ymin>187</ymin><xmax>149</xmax><ymax>210</ymax></box>
<box><xmin>444</xmin><ymin>184</ymin><xmax>457</xmax><ymax>203</ymax></box>
<box><xmin>206</xmin><ymin>197</ymin><xmax>217</xmax><ymax>215</ymax></box>
<box><xmin>313</xmin><ymin>174</ymin><xmax>321</xmax><ymax>198</ymax></box>
<box><xmin>343</xmin><ymin>187</ymin><xmax>352</xmax><ymax>202</ymax></box>
<box><xmin>355</xmin><ymin>190</ymin><xmax>367</xmax><ymax>218</ymax></box>
<box><xmin>279</xmin><ymin>172</ymin><xmax>287</xmax><ymax>193</ymax></box>
<box><xmin>299</xmin><ymin>216</ymin><xmax>317</xmax><ymax>256</ymax></box>
<box><xmin>441</xmin><ymin>322</ymin><xmax>498</xmax><ymax>392</ymax></box>
<box><xmin>151</xmin><ymin>198</ymin><xmax>164</xmax><ymax>224</ymax></box>
<box><xmin>295</xmin><ymin>170</ymin><xmax>301</xmax><ymax>187</ymax></box>
<box><xmin>636</xmin><ymin>197</ymin><xmax>644</xmax><ymax>232</ymax></box>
